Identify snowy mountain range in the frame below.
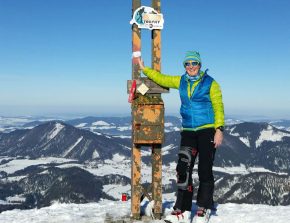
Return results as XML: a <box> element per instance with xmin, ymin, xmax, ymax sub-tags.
<box><xmin>0</xmin><ymin>116</ymin><xmax>290</xmax><ymax>216</ymax></box>
<box><xmin>0</xmin><ymin>121</ymin><xmax>131</xmax><ymax>162</ymax></box>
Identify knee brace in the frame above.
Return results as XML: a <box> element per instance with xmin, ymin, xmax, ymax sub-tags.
<box><xmin>176</xmin><ymin>146</ymin><xmax>192</xmax><ymax>190</ymax></box>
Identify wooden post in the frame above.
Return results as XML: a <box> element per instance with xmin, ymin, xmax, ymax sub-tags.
<box><xmin>152</xmin><ymin>144</ymin><xmax>162</xmax><ymax>219</ymax></box>
<box><xmin>152</xmin><ymin>0</ymin><xmax>161</xmax><ymax>72</ymax></box>
<box><xmin>151</xmin><ymin>0</ymin><xmax>162</xmax><ymax>219</ymax></box>
<box><xmin>132</xmin><ymin>0</ymin><xmax>141</xmax><ymax>80</ymax></box>
<box><xmin>130</xmin><ymin>0</ymin><xmax>166</xmax><ymax>220</ymax></box>
<box><xmin>131</xmin><ymin>144</ymin><xmax>141</xmax><ymax>219</ymax></box>
<box><xmin>131</xmin><ymin>0</ymin><xmax>142</xmax><ymax>220</ymax></box>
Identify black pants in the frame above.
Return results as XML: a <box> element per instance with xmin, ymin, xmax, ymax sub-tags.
<box><xmin>174</xmin><ymin>128</ymin><xmax>216</xmax><ymax>211</ymax></box>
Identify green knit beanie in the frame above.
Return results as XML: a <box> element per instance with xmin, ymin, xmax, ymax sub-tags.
<box><xmin>183</xmin><ymin>51</ymin><xmax>202</xmax><ymax>66</ymax></box>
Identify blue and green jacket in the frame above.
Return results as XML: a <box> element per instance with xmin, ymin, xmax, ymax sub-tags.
<box><xmin>142</xmin><ymin>67</ymin><xmax>225</xmax><ymax>131</ymax></box>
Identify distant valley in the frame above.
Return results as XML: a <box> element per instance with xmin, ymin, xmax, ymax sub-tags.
<box><xmin>0</xmin><ymin>116</ymin><xmax>290</xmax><ymax>212</ymax></box>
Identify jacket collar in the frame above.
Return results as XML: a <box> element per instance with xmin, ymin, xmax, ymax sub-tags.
<box><xmin>185</xmin><ymin>70</ymin><xmax>207</xmax><ymax>82</ymax></box>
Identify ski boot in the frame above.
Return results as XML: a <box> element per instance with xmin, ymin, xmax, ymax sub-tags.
<box><xmin>192</xmin><ymin>207</ymin><xmax>211</xmax><ymax>223</ymax></box>
<box><xmin>164</xmin><ymin>210</ymin><xmax>191</xmax><ymax>223</ymax></box>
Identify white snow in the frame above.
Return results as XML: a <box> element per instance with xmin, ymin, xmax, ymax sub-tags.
<box><xmin>86</xmin><ymin>157</ymin><xmax>176</xmax><ymax>185</ymax></box>
<box><xmin>0</xmin><ymin>200</ymin><xmax>289</xmax><ymax>223</ymax></box>
<box><xmin>0</xmin><ymin>117</ymin><xmax>31</xmax><ymax>126</ymax></box>
<box><xmin>96</xmin><ymin>126</ymin><xmax>116</xmax><ymax>130</ymax></box>
<box><xmin>173</xmin><ymin>127</ymin><xmax>180</xmax><ymax>131</ymax></box>
<box><xmin>75</xmin><ymin>123</ymin><xmax>87</xmax><ymax>128</ymax></box>
<box><xmin>239</xmin><ymin>136</ymin><xmax>250</xmax><ymax>147</ymax></box>
<box><xmin>103</xmin><ymin>184</ymin><xmax>130</xmax><ymax>199</ymax></box>
<box><xmin>63</xmin><ymin>136</ymin><xmax>83</xmax><ymax>157</ymax></box>
<box><xmin>225</xmin><ymin>119</ymin><xmax>243</xmax><ymax>125</ymax></box>
<box><xmin>1</xmin><ymin>156</ymin><xmax>290</xmax><ymax>222</ymax></box>
<box><xmin>92</xmin><ymin>121</ymin><xmax>110</xmax><ymax>126</ymax></box>
<box><xmin>141</xmin><ymin>148</ymin><xmax>152</xmax><ymax>156</ymax></box>
<box><xmin>92</xmin><ymin>149</ymin><xmax>100</xmax><ymax>159</ymax></box>
<box><xmin>0</xmin><ymin>117</ymin><xmax>67</xmax><ymax>133</ymax></box>
<box><xmin>87</xmin><ymin>159</ymin><xmax>131</xmax><ymax>178</ymax></box>
<box><xmin>141</xmin><ymin>145</ymin><xmax>175</xmax><ymax>156</ymax></box>
<box><xmin>89</xmin><ymin>126</ymin><xmax>97</xmax><ymax>131</ymax></box>
<box><xmin>6</xmin><ymin>194</ymin><xmax>26</xmax><ymax>203</ymax></box>
<box><xmin>213</xmin><ymin>165</ymin><xmax>287</xmax><ymax>175</ymax></box>
<box><xmin>0</xmin><ymin>157</ymin><xmax>77</xmax><ymax>175</ymax></box>
<box><xmin>112</xmin><ymin>153</ymin><xmax>125</xmax><ymax>162</ymax></box>
<box><xmin>5</xmin><ymin>175</ymin><xmax>27</xmax><ymax>181</ymax></box>
<box><xmin>0</xmin><ymin>200</ymin><xmax>130</xmax><ymax>223</ymax></box>
<box><xmin>47</xmin><ymin>123</ymin><xmax>65</xmax><ymax>140</ymax></box>
<box><xmin>117</xmin><ymin>126</ymin><xmax>131</xmax><ymax>131</ymax></box>
<box><xmin>88</xmin><ymin>122</ymin><xmax>117</xmax><ymax>131</ymax></box>
<box><xmin>113</xmin><ymin>135</ymin><xmax>131</xmax><ymax>139</ymax></box>
<box><xmin>1</xmin><ymin>156</ymin><xmax>287</xmax><ymax>187</ymax></box>
<box><xmin>228</xmin><ymin>126</ymin><xmax>240</xmax><ymax>137</ymax></box>
<box><xmin>164</xmin><ymin>122</ymin><xmax>180</xmax><ymax>132</ymax></box>
<box><xmin>162</xmin><ymin>144</ymin><xmax>176</xmax><ymax>155</ymax></box>
<box><xmin>255</xmin><ymin>125</ymin><xmax>290</xmax><ymax>147</ymax></box>
<box><xmin>55</xmin><ymin>163</ymin><xmax>83</xmax><ymax>169</ymax></box>
<box><xmin>164</xmin><ymin>122</ymin><xmax>173</xmax><ymax>127</ymax></box>
<box><xmin>0</xmin><ymin>199</ymin><xmax>9</xmax><ymax>205</ymax></box>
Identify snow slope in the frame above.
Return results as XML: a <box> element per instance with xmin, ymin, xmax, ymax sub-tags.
<box><xmin>255</xmin><ymin>125</ymin><xmax>290</xmax><ymax>147</ymax></box>
<box><xmin>0</xmin><ymin>157</ymin><xmax>77</xmax><ymax>174</ymax></box>
<box><xmin>0</xmin><ymin>199</ymin><xmax>290</xmax><ymax>223</ymax></box>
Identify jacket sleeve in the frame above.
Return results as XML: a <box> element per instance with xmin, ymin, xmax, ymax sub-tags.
<box><xmin>210</xmin><ymin>81</ymin><xmax>225</xmax><ymax>128</ymax></box>
<box><xmin>142</xmin><ymin>67</ymin><xmax>181</xmax><ymax>89</ymax></box>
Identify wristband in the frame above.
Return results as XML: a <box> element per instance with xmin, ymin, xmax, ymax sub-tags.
<box><xmin>132</xmin><ymin>51</ymin><xmax>141</xmax><ymax>58</ymax></box>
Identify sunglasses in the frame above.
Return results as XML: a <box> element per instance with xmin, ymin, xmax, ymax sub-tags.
<box><xmin>184</xmin><ymin>61</ymin><xmax>200</xmax><ymax>67</ymax></box>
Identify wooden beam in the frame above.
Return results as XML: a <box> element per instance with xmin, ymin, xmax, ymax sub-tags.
<box><xmin>132</xmin><ymin>0</ymin><xmax>141</xmax><ymax>80</ymax></box>
<box><xmin>131</xmin><ymin>144</ymin><xmax>141</xmax><ymax>219</ymax></box>
<box><xmin>127</xmin><ymin>78</ymin><xmax>169</xmax><ymax>94</ymax></box>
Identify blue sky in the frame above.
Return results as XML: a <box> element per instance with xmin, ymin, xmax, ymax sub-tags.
<box><xmin>0</xmin><ymin>0</ymin><xmax>290</xmax><ymax>119</ymax></box>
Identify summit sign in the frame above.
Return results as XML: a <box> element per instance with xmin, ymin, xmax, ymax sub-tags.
<box><xmin>130</xmin><ymin>6</ymin><xmax>164</xmax><ymax>30</ymax></box>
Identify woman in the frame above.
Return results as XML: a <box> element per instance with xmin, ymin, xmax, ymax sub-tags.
<box><xmin>137</xmin><ymin>51</ymin><xmax>224</xmax><ymax>223</ymax></box>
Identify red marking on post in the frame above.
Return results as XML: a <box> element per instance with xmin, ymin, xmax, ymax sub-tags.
<box><xmin>128</xmin><ymin>80</ymin><xmax>137</xmax><ymax>103</ymax></box>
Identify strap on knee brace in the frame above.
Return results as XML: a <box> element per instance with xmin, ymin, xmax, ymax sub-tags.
<box><xmin>177</xmin><ymin>146</ymin><xmax>192</xmax><ymax>190</ymax></box>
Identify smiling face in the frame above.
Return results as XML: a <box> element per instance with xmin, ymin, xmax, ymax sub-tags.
<box><xmin>184</xmin><ymin>60</ymin><xmax>201</xmax><ymax>76</ymax></box>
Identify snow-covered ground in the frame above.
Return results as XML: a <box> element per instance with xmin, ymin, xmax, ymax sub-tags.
<box><xmin>213</xmin><ymin>165</ymin><xmax>288</xmax><ymax>175</ymax></box>
<box><xmin>0</xmin><ymin>157</ymin><xmax>77</xmax><ymax>175</ymax></box>
<box><xmin>2</xmin><ymin>156</ymin><xmax>286</xmax><ymax>185</ymax></box>
<box><xmin>0</xmin><ymin>199</ymin><xmax>289</xmax><ymax>223</ymax></box>
<box><xmin>255</xmin><ymin>125</ymin><xmax>290</xmax><ymax>147</ymax></box>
